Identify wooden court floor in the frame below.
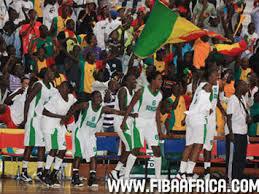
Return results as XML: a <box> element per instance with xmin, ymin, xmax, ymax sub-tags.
<box><xmin>0</xmin><ymin>179</ymin><xmax>109</xmax><ymax>194</ymax></box>
<box><xmin>1</xmin><ymin>178</ymin><xmax>258</xmax><ymax>194</ymax></box>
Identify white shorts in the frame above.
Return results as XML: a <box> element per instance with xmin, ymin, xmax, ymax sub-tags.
<box><xmin>203</xmin><ymin>114</ymin><xmax>217</xmax><ymax>151</ymax></box>
<box><xmin>114</xmin><ymin>116</ymin><xmax>133</xmax><ymax>152</ymax></box>
<box><xmin>24</xmin><ymin>116</ymin><xmax>45</xmax><ymax>147</ymax></box>
<box><xmin>73</xmin><ymin>127</ymin><xmax>96</xmax><ymax>162</ymax></box>
<box><xmin>132</xmin><ymin>117</ymin><xmax>159</xmax><ymax>149</ymax></box>
<box><xmin>44</xmin><ymin>127</ymin><xmax>67</xmax><ymax>152</ymax></box>
<box><xmin>185</xmin><ymin>117</ymin><xmax>207</xmax><ymax>146</ymax></box>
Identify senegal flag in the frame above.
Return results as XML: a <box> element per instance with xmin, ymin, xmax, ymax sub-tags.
<box><xmin>134</xmin><ymin>0</ymin><xmax>206</xmax><ymax>58</ymax></box>
<box><xmin>214</xmin><ymin>40</ymin><xmax>247</xmax><ymax>57</ymax></box>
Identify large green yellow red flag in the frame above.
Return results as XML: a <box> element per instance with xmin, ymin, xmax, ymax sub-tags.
<box><xmin>133</xmin><ymin>0</ymin><xmax>206</xmax><ymax>58</ymax></box>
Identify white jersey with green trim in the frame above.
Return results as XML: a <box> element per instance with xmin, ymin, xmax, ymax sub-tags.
<box><xmin>211</xmin><ymin>83</ymin><xmax>219</xmax><ymax>112</ymax></box>
<box><xmin>186</xmin><ymin>82</ymin><xmax>212</xmax><ymax>124</ymax></box>
<box><xmin>27</xmin><ymin>80</ymin><xmax>56</xmax><ymax>120</ymax></box>
<box><xmin>114</xmin><ymin>86</ymin><xmax>134</xmax><ymax>110</ymax></box>
<box><xmin>135</xmin><ymin>85</ymin><xmax>162</xmax><ymax>120</ymax></box>
<box><xmin>41</xmin><ymin>92</ymin><xmax>77</xmax><ymax>134</ymax></box>
<box><xmin>76</xmin><ymin>101</ymin><xmax>103</xmax><ymax>136</ymax></box>
<box><xmin>191</xmin><ymin>82</ymin><xmax>219</xmax><ymax>112</ymax></box>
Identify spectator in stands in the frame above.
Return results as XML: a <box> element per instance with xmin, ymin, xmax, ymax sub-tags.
<box><xmin>30</xmin><ymin>25</ymin><xmax>55</xmax><ymax>67</ymax></box>
<box><xmin>0</xmin><ymin>77</ymin><xmax>29</xmax><ymax>128</ymax></box>
<box><xmin>226</xmin><ymin>80</ymin><xmax>250</xmax><ymax>182</ymax></box>
<box><xmin>192</xmin><ymin>0</ymin><xmax>216</xmax><ymax>28</ymax></box>
<box><xmin>1</xmin><ymin>21</ymin><xmax>21</xmax><ymax>58</ymax></box>
<box><xmin>0</xmin><ymin>0</ymin><xmax>9</xmax><ymax>30</ymax></box>
<box><xmin>76</xmin><ymin>1</ymin><xmax>97</xmax><ymax>35</ymax></box>
<box><xmin>79</xmin><ymin>50</ymin><xmax>96</xmax><ymax>102</ymax></box>
<box><xmin>103</xmin><ymin>78</ymin><xmax>120</xmax><ymax>132</ymax></box>
<box><xmin>20</xmin><ymin>9</ymin><xmax>41</xmax><ymax>73</ymax></box>
<box><xmin>43</xmin><ymin>0</ymin><xmax>59</xmax><ymax>30</ymax></box>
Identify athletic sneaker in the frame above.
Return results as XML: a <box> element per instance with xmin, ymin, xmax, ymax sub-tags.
<box><xmin>88</xmin><ymin>172</ymin><xmax>98</xmax><ymax>189</ymax></box>
<box><xmin>52</xmin><ymin>174</ymin><xmax>61</xmax><ymax>188</ymax></box>
<box><xmin>109</xmin><ymin>170</ymin><xmax>120</xmax><ymax>180</ymax></box>
<box><xmin>175</xmin><ymin>173</ymin><xmax>186</xmax><ymax>180</ymax></box>
<box><xmin>35</xmin><ymin>171</ymin><xmax>45</xmax><ymax>183</ymax></box>
<box><xmin>20</xmin><ymin>172</ymin><xmax>32</xmax><ymax>183</ymax></box>
<box><xmin>72</xmin><ymin>174</ymin><xmax>84</xmax><ymax>187</ymax></box>
<box><xmin>44</xmin><ymin>173</ymin><xmax>53</xmax><ymax>187</ymax></box>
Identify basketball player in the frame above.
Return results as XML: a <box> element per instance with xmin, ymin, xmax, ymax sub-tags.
<box><xmin>62</xmin><ymin>91</ymin><xmax>136</xmax><ymax>188</ymax></box>
<box><xmin>109</xmin><ymin>73</ymin><xmax>137</xmax><ymax>180</ymax></box>
<box><xmin>41</xmin><ymin>81</ymin><xmax>77</xmax><ymax>187</ymax></box>
<box><xmin>175</xmin><ymin>69</ymin><xmax>218</xmax><ymax>180</ymax></box>
<box><xmin>203</xmin><ymin>68</ymin><xmax>226</xmax><ymax>180</ymax></box>
<box><xmin>20</xmin><ymin>68</ymin><xmax>55</xmax><ymax>182</ymax></box>
<box><xmin>121</xmin><ymin>70</ymin><xmax>163</xmax><ymax>179</ymax></box>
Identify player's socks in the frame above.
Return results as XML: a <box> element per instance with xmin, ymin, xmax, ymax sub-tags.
<box><xmin>175</xmin><ymin>161</ymin><xmax>187</xmax><ymax>179</ymax></box>
<box><xmin>53</xmin><ymin>157</ymin><xmax>63</xmax><ymax>171</ymax></box>
<box><xmin>124</xmin><ymin>154</ymin><xmax>137</xmax><ymax>179</ymax></box>
<box><xmin>204</xmin><ymin>162</ymin><xmax>211</xmax><ymax>180</ymax></box>
<box><xmin>186</xmin><ymin>161</ymin><xmax>196</xmax><ymax>180</ymax></box>
<box><xmin>153</xmin><ymin>156</ymin><xmax>162</xmax><ymax>179</ymax></box>
<box><xmin>21</xmin><ymin>161</ymin><xmax>32</xmax><ymax>182</ymax></box>
<box><xmin>179</xmin><ymin>161</ymin><xmax>188</xmax><ymax>174</ymax></box>
<box><xmin>45</xmin><ymin>155</ymin><xmax>55</xmax><ymax>171</ymax></box>
<box><xmin>36</xmin><ymin>161</ymin><xmax>44</xmax><ymax>182</ymax></box>
<box><xmin>115</xmin><ymin>161</ymin><xmax>124</xmax><ymax>171</ymax></box>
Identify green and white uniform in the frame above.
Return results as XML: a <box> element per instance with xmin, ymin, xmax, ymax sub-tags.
<box><xmin>132</xmin><ymin>85</ymin><xmax>162</xmax><ymax>149</ymax></box>
<box><xmin>114</xmin><ymin>87</ymin><xmax>134</xmax><ymax>151</ymax></box>
<box><xmin>185</xmin><ymin>82</ymin><xmax>212</xmax><ymax>146</ymax></box>
<box><xmin>41</xmin><ymin>92</ymin><xmax>77</xmax><ymax>152</ymax></box>
<box><xmin>73</xmin><ymin>101</ymin><xmax>102</xmax><ymax>162</ymax></box>
<box><xmin>204</xmin><ymin>82</ymin><xmax>219</xmax><ymax>151</ymax></box>
<box><xmin>24</xmin><ymin>80</ymin><xmax>56</xmax><ymax>147</ymax></box>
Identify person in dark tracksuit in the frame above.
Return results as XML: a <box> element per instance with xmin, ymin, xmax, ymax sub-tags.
<box><xmin>225</xmin><ymin>80</ymin><xmax>250</xmax><ymax>183</ymax></box>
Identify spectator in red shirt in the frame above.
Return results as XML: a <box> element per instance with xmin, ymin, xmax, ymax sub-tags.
<box><xmin>20</xmin><ymin>9</ymin><xmax>41</xmax><ymax>73</ymax></box>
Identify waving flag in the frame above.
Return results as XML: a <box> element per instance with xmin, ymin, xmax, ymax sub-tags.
<box><xmin>215</xmin><ymin>40</ymin><xmax>247</xmax><ymax>57</ymax></box>
<box><xmin>133</xmin><ymin>0</ymin><xmax>206</xmax><ymax>58</ymax></box>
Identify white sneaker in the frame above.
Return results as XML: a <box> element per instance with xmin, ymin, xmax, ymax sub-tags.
<box><xmin>20</xmin><ymin>172</ymin><xmax>32</xmax><ymax>183</ymax></box>
<box><xmin>175</xmin><ymin>173</ymin><xmax>186</xmax><ymax>180</ymax></box>
<box><xmin>109</xmin><ymin>170</ymin><xmax>120</xmax><ymax>180</ymax></box>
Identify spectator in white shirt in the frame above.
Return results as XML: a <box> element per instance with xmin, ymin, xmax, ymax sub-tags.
<box><xmin>225</xmin><ymin>80</ymin><xmax>250</xmax><ymax>182</ymax></box>
<box><xmin>12</xmin><ymin>0</ymin><xmax>33</xmax><ymax>23</ymax></box>
<box><xmin>0</xmin><ymin>1</ymin><xmax>9</xmax><ymax>30</ymax></box>
<box><xmin>43</xmin><ymin>0</ymin><xmax>59</xmax><ymax>30</ymax></box>
<box><xmin>251</xmin><ymin>2</ymin><xmax>259</xmax><ymax>35</ymax></box>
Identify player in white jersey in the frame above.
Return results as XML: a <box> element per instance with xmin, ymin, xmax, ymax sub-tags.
<box><xmin>109</xmin><ymin>73</ymin><xmax>137</xmax><ymax>180</ymax></box>
<box><xmin>20</xmin><ymin>68</ymin><xmax>55</xmax><ymax>182</ymax></box>
<box><xmin>121</xmin><ymin>70</ymin><xmax>163</xmax><ymax>179</ymax></box>
<box><xmin>175</xmin><ymin>69</ymin><xmax>219</xmax><ymax>180</ymax></box>
<box><xmin>40</xmin><ymin>81</ymin><xmax>77</xmax><ymax>187</ymax></box>
<box><xmin>61</xmin><ymin>91</ymin><xmax>135</xmax><ymax>188</ymax></box>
